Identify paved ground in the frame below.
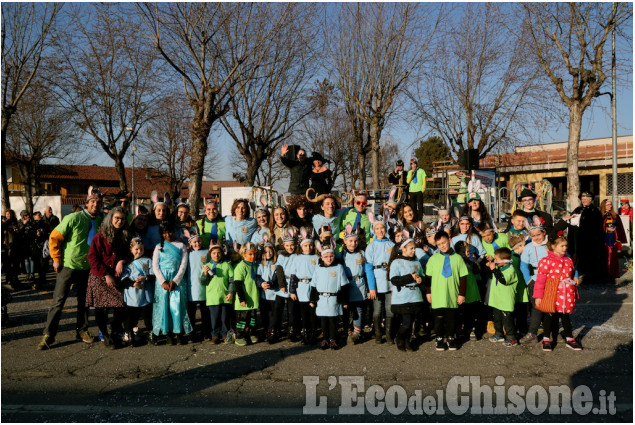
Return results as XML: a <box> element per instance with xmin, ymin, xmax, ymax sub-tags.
<box><xmin>1</xmin><ymin>267</ymin><xmax>633</xmax><ymax>422</ymax></box>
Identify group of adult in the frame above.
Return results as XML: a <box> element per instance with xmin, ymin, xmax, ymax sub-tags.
<box><xmin>510</xmin><ymin>189</ymin><xmax>630</xmax><ymax>283</ymax></box>
<box><xmin>1</xmin><ymin>206</ymin><xmax>60</xmax><ymax>289</ymax></box>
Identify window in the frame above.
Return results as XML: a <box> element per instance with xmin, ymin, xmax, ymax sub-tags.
<box><xmin>607</xmin><ymin>173</ymin><xmax>633</xmax><ymax>196</ymax></box>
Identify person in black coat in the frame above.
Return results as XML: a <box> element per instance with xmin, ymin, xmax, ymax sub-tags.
<box><xmin>309</xmin><ymin>152</ymin><xmax>333</xmax><ymax>196</ymax></box>
<box><xmin>280</xmin><ymin>144</ymin><xmax>312</xmax><ymax>196</ymax></box>
<box><xmin>504</xmin><ymin>188</ymin><xmax>554</xmax><ymax>235</ymax></box>
<box><xmin>565</xmin><ymin>191</ymin><xmax>605</xmax><ymax>282</ymax></box>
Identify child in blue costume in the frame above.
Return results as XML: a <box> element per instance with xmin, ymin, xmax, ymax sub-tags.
<box><xmin>186</xmin><ymin>235</ymin><xmax>211</xmax><ymax>341</ymax></box>
<box><xmin>408</xmin><ymin>224</ymin><xmax>433</xmax><ymax>340</ymax></box>
<box><xmin>519</xmin><ymin>222</ymin><xmax>550</xmax><ymax>344</ymax></box>
<box><xmin>274</xmin><ymin>228</ymin><xmax>300</xmax><ymax>341</ymax></box>
<box><xmin>365</xmin><ymin>217</ymin><xmax>395</xmax><ymax>344</ymax></box>
<box><xmin>151</xmin><ymin>222</ymin><xmax>192</xmax><ymax>345</ymax></box>
<box><xmin>289</xmin><ymin>227</ymin><xmax>319</xmax><ymax>345</ymax></box>
<box><xmin>388</xmin><ymin>230</ymin><xmax>425</xmax><ymax>352</ymax></box>
<box><xmin>257</xmin><ymin>236</ymin><xmax>280</xmax><ymax>343</ymax></box>
<box><xmin>339</xmin><ymin>223</ymin><xmax>368</xmax><ymax>344</ymax></box>
<box><xmin>425</xmin><ymin>231</ymin><xmax>468</xmax><ymax>352</ymax></box>
<box><xmin>201</xmin><ymin>239</ymin><xmax>234</xmax><ymax>344</ymax></box>
<box><xmin>310</xmin><ymin>239</ymin><xmax>348</xmax><ymax>350</ymax></box>
<box><xmin>120</xmin><ymin>237</ymin><xmax>155</xmax><ymax>346</ymax></box>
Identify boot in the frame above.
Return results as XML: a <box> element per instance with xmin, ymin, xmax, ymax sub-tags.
<box><xmin>373</xmin><ymin>317</ymin><xmax>383</xmax><ymax>344</ymax></box>
<box><xmin>385</xmin><ymin>317</ymin><xmax>394</xmax><ymax>345</ymax></box>
<box><xmin>396</xmin><ymin>331</ymin><xmax>406</xmax><ymax>352</ymax></box>
<box><xmin>405</xmin><ymin>333</ymin><xmax>413</xmax><ymax>351</ymax></box>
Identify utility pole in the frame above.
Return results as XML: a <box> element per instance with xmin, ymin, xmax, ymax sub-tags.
<box><xmin>611</xmin><ymin>22</ymin><xmax>618</xmax><ymax>209</ymax></box>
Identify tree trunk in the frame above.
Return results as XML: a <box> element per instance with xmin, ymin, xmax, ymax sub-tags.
<box><xmin>567</xmin><ymin>103</ymin><xmax>583</xmax><ymax>210</ymax></box>
<box><xmin>369</xmin><ymin>121</ymin><xmax>381</xmax><ymax>189</ymax></box>
<box><xmin>1</xmin><ymin>115</ymin><xmax>12</xmax><ymax>211</ymax></box>
<box><xmin>188</xmin><ymin>131</ymin><xmax>208</xmax><ymax>219</ymax></box>
<box><xmin>20</xmin><ymin>166</ymin><xmax>34</xmax><ymax>214</ymax></box>
<box><xmin>113</xmin><ymin>156</ymin><xmax>128</xmax><ymax>192</ymax></box>
<box><xmin>357</xmin><ymin>149</ymin><xmax>366</xmax><ymax>190</ymax></box>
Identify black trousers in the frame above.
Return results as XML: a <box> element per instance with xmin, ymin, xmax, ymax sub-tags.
<box><xmin>272</xmin><ymin>296</ymin><xmax>298</xmax><ymax>332</ymax></box>
<box><xmin>260</xmin><ymin>299</ymin><xmax>276</xmax><ymax>332</ymax></box>
<box><xmin>95</xmin><ymin>307</ymin><xmax>126</xmax><ymax>337</ymax></box>
<box><xmin>298</xmin><ymin>301</ymin><xmax>316</xmax><ymax>332</ymax></box>
<box><xmin>492</xmin><ymin>308</ymin><xmax>515</xmax><ymax>341</ymax></box>
<box><xmin>409</xmin><ymin>191</ymin><xmax>424</xmax><ymax>221</ymax></box>
<box><xmin>542</xmin><ymin>312</ymin><xmax>573</xmax><ymax>340</ymax></box>
<box><xmin>320</xmin><ymin>316</ymin><xmax>337</xmax><ymax>340</ymax></box>
<box><xmin>187</xmin><ymin>301</ymin><xmax>212</xmax><ymax>336</ymax></box>
<box><xmin>125</xmin><ymin>304</ymin><xmax>153</xmax><ymax>335</ymax></box>
<box><xmin>432</xmin><ymin>308</ymin><xmax>457</xmax><ymax>338</ymax></box>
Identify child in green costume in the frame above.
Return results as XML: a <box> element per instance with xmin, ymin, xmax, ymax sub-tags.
<box><xmin>485</xmin><ymin>248</ymin><xmax>519</xmax><ymax>347</ymax></box>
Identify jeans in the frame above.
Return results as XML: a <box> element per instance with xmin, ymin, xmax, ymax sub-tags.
<box><xmin>208</xmin><ymin>304</ymin><xmax>230</xmax><ymax>338</ymax></box>
<box><xmin>345</xmin><ymin>302</ymin><xmax>364</xmax><ymax>329</ymax></box>
<box><xmin>372</xmin><ymin>292</ymin><xmax>393</xmax><ymax>319</ymax></box>
<box><xmin>24</xmin><ymin>257</ymin><xmax>35</xmax><ymax>274</ymax></box>
<box><xmin>43</xmin><ymin>267</ymin><xmax>90</xmax><ymax>338</ymax></box>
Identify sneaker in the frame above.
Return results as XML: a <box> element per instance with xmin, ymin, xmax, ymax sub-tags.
<box><xmin>351</xmin><ymin>333</ymin><xmax>360</xmax><ymax>345</ymax></box>
<box><xmin>447</xmin><ymin>337</ymin><xmax>458</xmax><ymax>351</ymax></box>
<box><xmin>37</xmin><ymin>335</ymin><xmax>54</xmax><ymax>350</ymax></box>
<box><xmin>77</xmin><ymin>330</ymin><xmax>95</xmax><ymax>344</ymax></box>
<box><xmin>249</xmin><ymin>335</ymin><xmax>259</xmax><ymax>344</ymax></box>
<box><xmin>435</xmin><ymin>337</ymin><xmax>446</xmax><ymax>351</ymax></box>
<box><xmin>565</xmin><ymin>338</ymin><xmax>582</xmax><ymax>351</ymax></box>
<box><xmin>329</xmin><ymin>339</ymin><xmax>339</xmax><ymax>350</ymax></box>
<box><xmin>210</xmin><ymin>336</ymin><xmax>220</xmax><ymax>345</ymax></box>
<box><xmin>469</xmin><ymin>330</ymin><xmax>477</xmax><ymax>341</ymax></box>
<box><xmin>320</xmin><ymin>339</ymin><xmax>329</xmax><ymax>350</ymax></box>
<box><xmin>542</xmin><ymin>339</ymin><xmax>553</xmax><ymax>352</ymax></box>
<box><xmin>504</xmin><ymin>339</ymin><xmax>518</xmax><ymax>347</ymax></box>
<box><xmin>234</xmin><ymin>337</ymin><xmax>247</xmax><ymax>346</ymax></box>
<box><xmin>521</xmin><ymin>333</ymin><xmax>539</xmax><ymax>344</ymax></box>
<box><xmin>489</xmin><ymin>335</ymin><xmax>505</xmax><ymax>343</ymax></box>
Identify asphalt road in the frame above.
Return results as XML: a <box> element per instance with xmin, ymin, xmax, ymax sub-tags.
<box><xmin>1</xmin><ymin>269</ymin><xmax>633</xmax><ymax>422</ymax></box>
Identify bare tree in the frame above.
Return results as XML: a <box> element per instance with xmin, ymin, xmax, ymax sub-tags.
<box><xmin>51</xmin><ymin>4</ymin><xmax>161</xmax><ymax>192</ymax></box>
<box><xmin>220</xmin><ymin>3</ymin><xmax>317</xmax><ymax>186</ymax></box>
<box><xmin>5</xmin><ymin>79</ymin><xmax>76</xmax><ymax>213</ymax></box>
<box><xmin>297</xmin><ymin>79</ymin><xmax>357</xmax><ymax>191</ymax></box>
<box><xmin>521</xmin><ymin>3</ymin><xmax>632</xmax><ymax>208</ymax></box>
<box><xmin>135</xmin><ymin>3</ymin><xmax>290</xmax><ymax>214</ymax></box>
<box><xmin>412</xmin><ymin>4</ymin><xmax>549</xmax><ymax>160</ymax></box>
<box><xmin>137</xmin><ymin>94</ymin><xmax>213</xmax><ymax>200</ymax></box>
<box><xmin>1</xmin><ymin>2</ymin><xmax>61</xmax><ymax>210</ymax></box>
<box><xmin>325</xmin><ymin>3</ymin><xmax>440</xmax><ymax>189</ymax></box>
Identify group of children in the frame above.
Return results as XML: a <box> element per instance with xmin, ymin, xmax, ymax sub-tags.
<box><xmin>113</xmin><ymin>192</ymin><xmax>581</xmax><ymax>354</ymax></box>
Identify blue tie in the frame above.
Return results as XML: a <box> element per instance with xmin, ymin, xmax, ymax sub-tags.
<box><xmin>441</xmin><ymin>253</ymin><xmax>452</xmax><ymax>278</ymax></box>
<box><xmin>210</xmin><ymin>221</ymin><xmax>217</xmax><ymax>241</ymax></box>
<box><xmin>211</xmin><ymin>261</ymin><xmax>218</xmax><ymax>276</ymax></box>
<box><xmin>353</xmin><ymin>212</ymin><xmax>362</xmax><ymax>232</ymax></box>
<box><xmin>250</xmin><ymin>262</ymin><xmax>256</xmax><ymax>282</ymax></box>
<box><xmin>412</xmin><ymin>170</ymin><xmax>418</xmax><ymax>184</ymax></box>
<box><xmin>87</xmin><ymin>217</ymin><xmax>96</xmax><ymax>247</ymax></box>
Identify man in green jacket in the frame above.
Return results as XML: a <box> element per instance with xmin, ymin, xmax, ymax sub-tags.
<box><xmin>407</xmin><ymin>158</ymin><xmax>427</xmax><ymax>220</ymax></box>
<box><xmin>38</xmin><ymin>188</ymin><xmax>103</xmax><ymax>350</ymax></box>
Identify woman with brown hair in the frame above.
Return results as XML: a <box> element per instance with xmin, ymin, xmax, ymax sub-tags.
<box><xmin>600</xmin><ymin>199</ymin><xmax>627</xmax><ymax>278</ymax></box>
<box><xmin>224</xmin><ymin>198</ymin><xmax>257</xmax><ymax>258</ymax></box>
<box><xmin>86</xmin><ymin>207</ymin><xmax>131</xmax><ymax>349</ymax></box>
